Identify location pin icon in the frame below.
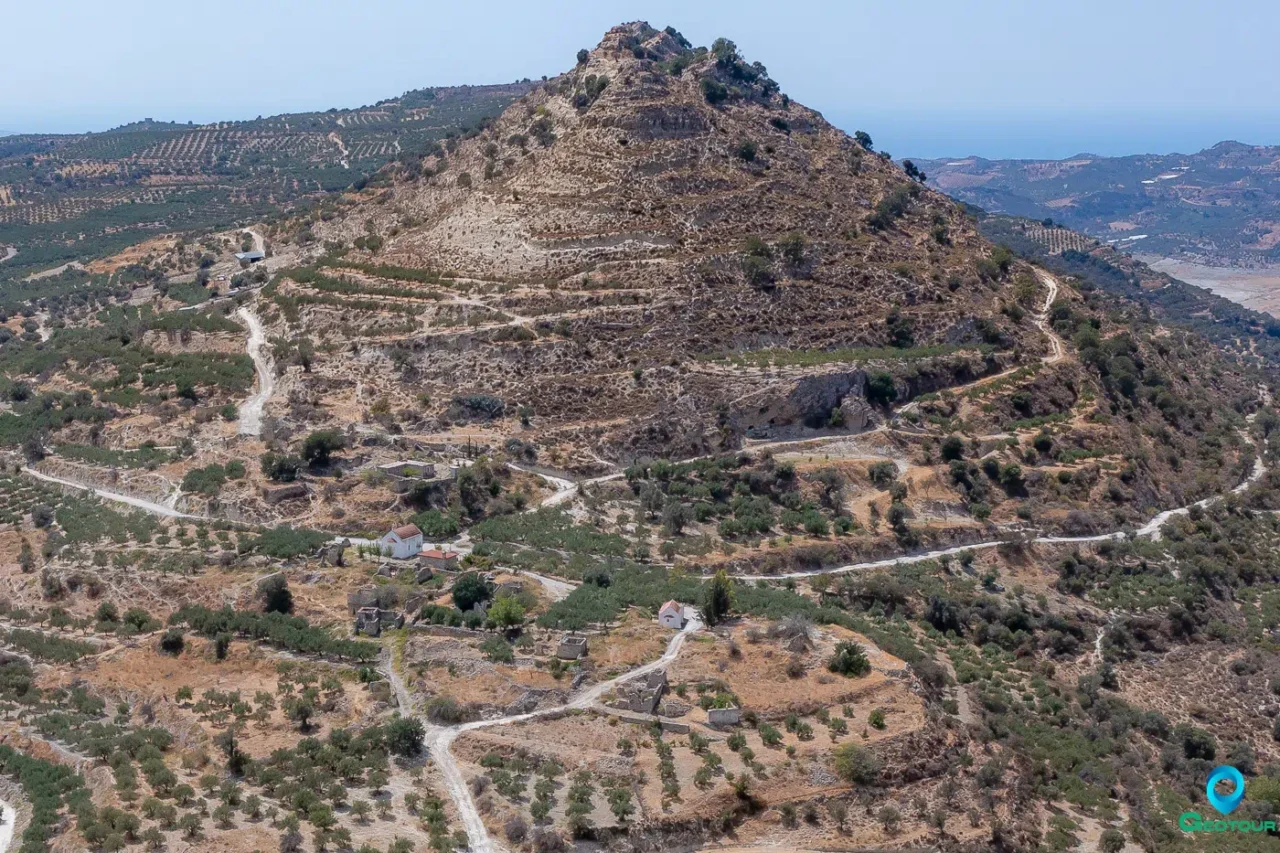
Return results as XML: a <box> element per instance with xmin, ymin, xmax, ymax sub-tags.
<box><xmin>1206</xmin><ymin>765</ymin><xmax>1245</xmax><ymax>815</ymax></box>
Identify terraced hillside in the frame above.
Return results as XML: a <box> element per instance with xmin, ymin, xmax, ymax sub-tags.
<box><xmin>0</xmin><ymin>83</ymin><xmax>531</xmax><ymax>272</ymax></box>
<box><xmin>249</xmin><ymin>23</ymin><xmax>1066</xmax><ymax>468</ymax></box>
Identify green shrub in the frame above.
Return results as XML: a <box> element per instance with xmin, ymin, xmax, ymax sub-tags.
<box><xmin>827</xmin><ymin>641</ymin><xmax>871</xmax><ymax>677</ymax></box>
<box><xmin>832</xmin><ymin>743</ymin><xmax>881</xmax><ymax>784</ymax></box>
<box><xmin>252</xmin><ymin>526</ymin><xmax>329</xmax><ymax>559</ymax></box>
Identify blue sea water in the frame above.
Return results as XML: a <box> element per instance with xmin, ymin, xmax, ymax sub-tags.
<box><xmin>828</xmin><ymin>110</ymin><xmax>1280</xmax><ymax>161</ymax></box>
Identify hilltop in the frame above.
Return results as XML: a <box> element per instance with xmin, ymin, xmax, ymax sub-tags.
<box><xmin>914</xmin><ymin>142</ymin><xmax>1280</xmax><ymax>267</ymax></box>
<box><xmin>263</xmin><ymin>22</ymin><xmax>1056</xmax><ymax>464</ymax></box>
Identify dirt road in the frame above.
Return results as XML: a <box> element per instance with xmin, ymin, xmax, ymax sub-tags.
<box><xmin>236</xmin><ymin>306</ymin><xmax>274</xmax><ymax>437</ymax></box>
<box><xmin>0</xmin><ymin>794</ymin><xmax>14</xmax><ymax>853</ymax></box>
<box><xmin>420</xmin><ymin>609</ymin><xmax>701</xmax><ymax>852</ymax></box>
<box><xmin>22</xmin><ymin>467</ymin><xmax>201</xmax><ymax>519</ymax></box>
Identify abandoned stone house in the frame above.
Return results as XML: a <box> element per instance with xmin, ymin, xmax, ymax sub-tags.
<box><xmin>556</xmin><ymin>635</ymin><xmax>587</xmax><ymax>660</ymax></box>
<box><xmin>707</xmin><ymin>705</ymin><xmax>743</xmax><ymax>727</ymax></box>
<box><xmin>354</xmin><ymin>607</ymin><xmax>404</xmax><ymax>637</ymax></box>
<box><xmin>495</xmin><ymin>578</ymin><xmax>524</xmax><ymax>596</ymax></box>
<box><xmin>261</xmin><ymin>482</ymin><xmax>308</xmax><ymax>505</ymax></box>
<box><xmin>610</xmin><ymin>669</ymin><xmax>668</xmax><ymax>714</ymax></box>
<box><xmin>377</xmin><ymin>461</ymin><xmax>456</xmax><ymax>502</ymax></box>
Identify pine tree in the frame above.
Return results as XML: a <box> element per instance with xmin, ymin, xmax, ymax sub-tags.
<box><xmin>701</xmin><ymin>570</ymin><xmax>734</xmax><ymax>626</ymax></box>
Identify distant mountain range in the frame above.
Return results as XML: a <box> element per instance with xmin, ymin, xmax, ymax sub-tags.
<box><xmin>913</xmin><ymin>141</ymin><xmax>1280</xmax><ymax>267</ymax></box>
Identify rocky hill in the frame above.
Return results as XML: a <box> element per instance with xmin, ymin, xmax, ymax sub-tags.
<box><xmin>273</xmin><ymin>23</ymin><xmax>1054</xmax><ymax>462</ymax></box>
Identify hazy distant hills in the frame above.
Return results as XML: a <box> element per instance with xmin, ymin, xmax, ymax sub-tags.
<box><xmin>914</xmin><ymin>141</ymin><xmax>1280</xmax><ymax>267</ymax></box>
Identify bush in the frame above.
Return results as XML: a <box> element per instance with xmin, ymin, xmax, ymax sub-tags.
<box><xmin>866</xmin><ymin>185</ymin><xmax>917</xmax><ymax>231</ymax></box>
<box><xmin>260</xmin><ymin>452</ymin><xmax>302</xmax><ymax>482</ymax></box>
<box><xmin>505</xmin><ymin>816</ymin><xmax>529</xmax><ymax>843</ymax></box>
<box><xmin>302</xmin><ymin>430</ymin><xmax>345</xmax><ymax>466</ymax></box>
<box><xmin>426</xmin><ymin>695</ymin><xmax>471</xmax><ymax>725</ymax></box>
<box><xmin>253</xmin><ymin>526</ymin><xmax>329</xmax><ymax>559</ymax></box>
<box><xmin>866</xmin><ymin>373</ymin><xmax>897</xmax><ymax>405</ymax></box>
<box><xmin>386</xmin><ymin>716</ymin><xmax>425</xmax><ymax>757</ymax></box>
<box><xmin>480</xmin><ymin>636</ymin><xmax>514</xmax><ymax>663</ymax></box>
<box><xmin>168</xmin><ymin>605</ymin><xmax>378</xmax><ymax>661</ymax></box>
<box><xmin>159</xmin><ymin>629</ymin><xmax>184</xmax><ymax>656</ymax></box>
<box><xmin>832</xmin><ymin>743</ymin><xmax>881</xmax><ymax>785</ymax></box>
<box><xmin>827</xmin><ymin>641</ymin><xmax>871</xmax><ymax>677</ymax></box>
<box><xmin>411</xmin><ymin>509</ymin><xmax>460</xmax><ymax>538</ymax></box>
<box><xmin>701</xmin><ymin>78</ymin><xmax>729</xmax><ymax>104</ymax></box>
<box><xmin>1176</xmin><ymin>723</ymin><xmax>1216</xmax><ymax>760</ymax></box>
<box><xmin>735</xmin><ymin>140</ymin><xmax>757</xmax><ymax>162</ymax></box>
<box><xmin>452</xmin><ymin>573</ymin><xmax>491</xmax><ymax>612</ymax></box>
<box><xmin>259</xmin><ymin>575</ymin><xmax>293</xmax><ymax>614</ymax></box>
<box><xmin>487</xmin><ymin>596</ymin><xmax>525</xmax><ymax>628</ymax></box>
<box><xmin>867</xmin><ymin>461</ymin><xmax>897</xmax><ymax>488</ymax></box>
<box><xmin>181</xmin><ymin>464</ymin><xmax>228</xmax><ymax>496</ymax></box>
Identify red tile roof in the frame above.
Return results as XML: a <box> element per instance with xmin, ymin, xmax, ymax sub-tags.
<box><xmin>390</xmin><ymin>524</ymin><xmax>422</xmax><ymax>539</ymax></box>
<box><xmin>421</xmin><ymin>549</ymin><xmax>457</xmax><ymax>560</ymax></box>
<box><xmin>659</xmin><ymin>600</ymin><xmax>682</xmax><ymax>615</ymax></box>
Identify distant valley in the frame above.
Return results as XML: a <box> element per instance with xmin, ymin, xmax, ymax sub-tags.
<box><xmin>914</xmin><ymin>141</ymin><xmax>1280</xmax><ymax>269</ymax></box>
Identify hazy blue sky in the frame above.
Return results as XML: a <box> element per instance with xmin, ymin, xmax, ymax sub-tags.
<box><xmin>5</xmin><ymin>0</ymin><xmax>1278</xmax><ymax>158</ymax></box>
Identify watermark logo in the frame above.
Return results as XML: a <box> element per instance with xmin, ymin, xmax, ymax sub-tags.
<box><xmin>1179</xmin><ymin>765</ymin><xmax>1276</xmax><ymax>834</ymax></box>
<box><xmin>1206</xmin><ymin>765</ymin><xmax>1245</xmax><ymax>815</ymax></box>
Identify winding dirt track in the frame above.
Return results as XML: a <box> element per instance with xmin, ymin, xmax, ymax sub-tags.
<box><xmin>236</xmin><ymin>306</ymin><xmax>274</xmax><ymax>437</ymax></box>
<box><xmin>402</xmin><ymin>610</ymin><xmax>702</xmax><ymax>853</ymax></box>
<box><xmin>10</xmin><ymin>265</ymin><xmax>1270</xmax><ymax>851</ymax></box>
<box><xmin>21</xmin><ymin>466</ymin><xmax>200</xmax><ymax>519</ymax></box>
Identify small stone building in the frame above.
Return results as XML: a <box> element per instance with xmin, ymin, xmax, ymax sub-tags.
<box><xmin>611</xmin><ymin>669</ymin><xmax>668</xmax><ymax>714</ymax></box>
<box><xmin>262</xmin><ymin>483</ymin><xmax>308</xmax><ymax>505</ymax></box>
<box><xmin>418</xmin><ymin>549</ymin><xmax>459</xmax><ymax>572</ymax></box>
<box><xmin>496</xmin><ymin>579</ymin><xmax>525</xmax><ymax>596</ymax></box>
<box><xmin>707</xmin><ymin>706</ymin><xmax>742</xmax><ymax>728</ymax></box>
<box><xmin>556</xmin><ymin>634</ymin><xmax>588</xmax><ymax>660</ymax></box>
<box><xmin>354</xmin><ymin>607</ymin><xmax>404</xmax><ymax>637</ymax></box>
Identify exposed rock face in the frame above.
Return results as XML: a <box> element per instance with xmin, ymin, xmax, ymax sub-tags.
<box><xmin>734</xmin><ymin>371</ymin><xmax>872</xmax><ymax>439</ymax></box>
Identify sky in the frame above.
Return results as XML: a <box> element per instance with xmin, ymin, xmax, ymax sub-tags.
<box><xmin>5</xmin><ymin>0</ymin><xmax>1279</xmax><ymax>159</ymax></box>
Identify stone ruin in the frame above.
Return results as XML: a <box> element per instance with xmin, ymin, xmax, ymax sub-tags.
<box><xmin>610</xmin><ymin>669</ymin><xmax>668</xmax><ymax>714</ymax></box>
<box><xmin>354</xmin><ymin>607</ymin><xmax>404</xmax><ymax>638</ymax></box>
<box><xmin>556</xmin><ymin>634</ymin><xmax>588</xmax><ymax>660</ymax></box>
